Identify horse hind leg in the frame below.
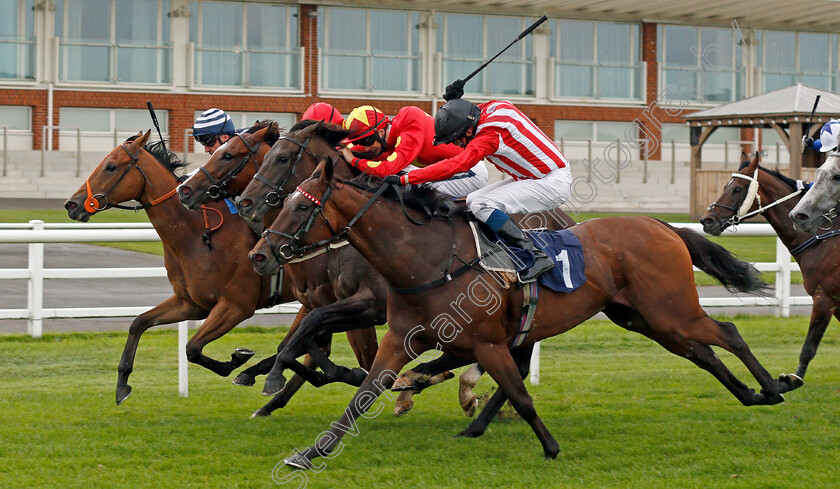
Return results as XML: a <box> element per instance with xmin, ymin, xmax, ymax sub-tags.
<box><xmin>459</xmin><ymin>364</ymin><xmax>485</xmax><ymax>417</ymax></box>
<box><xmin>458</xmin><ymin>349</ymin><xmax>530</xmax><ymax>438</ymax></box>
<box><xmin>250</xmin><ymin>354</ymin><xmax>318</xmax><ymax>419</ymax></box>
<box><xmin>781</xmin><ymin>293</ymin><xmax>835</xmax><ymax>390</ymax></box>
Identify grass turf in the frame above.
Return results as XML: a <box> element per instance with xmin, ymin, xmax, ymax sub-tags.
<box><xmin>1</xmin><ymin>317</ymin><xmax>838</xmax><ymax>489</ymax></box>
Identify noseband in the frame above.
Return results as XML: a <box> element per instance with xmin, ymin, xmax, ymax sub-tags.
<box><xmin>707</xmin><ymin>168</ymin><xmax>803</xmax><ymax>229</ymax></box>
<box><xmin>200</xmin><ymin>133</ymin><xmax>261</xmax><ymax>200</ymax></box>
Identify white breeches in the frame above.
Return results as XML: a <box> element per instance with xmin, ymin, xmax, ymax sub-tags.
<box><xmin>466</xmin><ymin>166</ymin><xmax>573</xmax><ymax>222</ymax></box>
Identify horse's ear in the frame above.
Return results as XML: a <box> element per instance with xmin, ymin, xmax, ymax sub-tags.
<box><xmin>253</xmin><ymin>126</ymin><xmax>269</xmax><ymax>140</ymax></box>
<box><xmin>134</xmin><ymin>130</ymin><xmax>151</xmax><ymax>148</ymax></box>
<box><xmin>323</xmin><ymin>156</ymin><xmax>334</xmax><ymax>183</ymax></box>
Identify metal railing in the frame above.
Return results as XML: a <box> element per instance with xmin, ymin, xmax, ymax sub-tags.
<box><xmin>40</xmin><ymin>125</ymin><xmax>82</xmax><ymax>177</ymax></box>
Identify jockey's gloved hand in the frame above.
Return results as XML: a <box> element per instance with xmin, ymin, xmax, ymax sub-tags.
<box><xmin>443</xmin><ymin>79</ymin><xmax>465</xmax><ymax>101</ymax></box>
<box><xmin>802</xmin><ymin>135</ymin><xmax>815</xmax><ymax>152</ymax></box>
<box><xmin>384</xmin><ymin>175</ymin><xmax>404</xmax><ymax>186</ymax></box>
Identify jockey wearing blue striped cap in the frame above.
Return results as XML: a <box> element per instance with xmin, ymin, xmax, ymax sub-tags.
<box><xmin>193</xmin><ymin>108</ymin><xmax>236</xmax><ymax>155</ymax></box>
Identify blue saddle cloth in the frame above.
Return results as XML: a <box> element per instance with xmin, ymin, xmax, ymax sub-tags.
<box><xmin>506</xmin><ymin>229</ymin><xmax>586</xmax><ymax>293</ymax></box>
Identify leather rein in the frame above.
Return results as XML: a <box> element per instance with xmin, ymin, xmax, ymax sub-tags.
<box><xmin>84</xmin><ymin>144</ymin><xmax>175</xmax><ymax>213</ymax></box>
<box><xmin>198</xmin><ymin>132</ymin><xmax>261</xmax><ymax>200</ymax></box>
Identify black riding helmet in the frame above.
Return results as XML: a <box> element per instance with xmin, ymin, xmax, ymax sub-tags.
<box><xmin>433</xmin><ymin>98</ymin><xmax>481</xmax><ymax>146</ymax></box>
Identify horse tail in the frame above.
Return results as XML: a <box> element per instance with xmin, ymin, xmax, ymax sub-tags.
<box><xmin>653</xmin><ymin>219</ymin><xmax>768</xmax><ymax>295</ymax></box>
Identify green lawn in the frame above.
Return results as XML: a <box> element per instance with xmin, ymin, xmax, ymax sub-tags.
<box><xmin>1</xmin><ymin>317</ymin><xmax>838</xmax><ymax>488</ymax></box>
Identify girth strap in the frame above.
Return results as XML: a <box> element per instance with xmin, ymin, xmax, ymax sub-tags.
<box><xmin>791</xmin><ymin>229</ymin><xmax>840</xmax><ymax>255</ymax></box>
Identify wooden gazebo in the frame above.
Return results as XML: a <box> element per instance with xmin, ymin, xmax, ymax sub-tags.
<box><xmin>684</xmin><ymin>84</ymin><xmax>840</xmax><ymax>218</ymax></box>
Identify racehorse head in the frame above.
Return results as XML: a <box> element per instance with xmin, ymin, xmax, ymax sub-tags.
<box><xmin>248</xmin><ymin>156</ymin><xmax>339</xmax><ymax>275</ymax></box>
<box><xmin>236</xmin><ymin>120</ymin><xmax>350</xmax><ymax>222</ymax></box>
<box><xmin>178</xmin><ymin>120</ymin><xmax>279</xmax><ymax>209</ymax></box>
<box><xmin>790</xmin><ymin>152</ymin><xmax>840</xmax><ymax>233</ymax></box>
<box><xmin>64</xmin><ymin>130</ymin><xmax>185</xmax><ymax>222</ymax></box>
<box><xmin>701</xmin><ymin>153</ymin><xmax>761</xmax><ymax>235</ymax></box>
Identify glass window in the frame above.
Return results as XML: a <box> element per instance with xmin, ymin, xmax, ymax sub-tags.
<box><xmin>552</xmin><ymin>20</ymin><xmax>641</xmax><ymax>100</ymax></box>
<box><xmin>705</xmin><ymin>127</ymin><xmax>740</xmax><ymax>145</ymax></box>
<box><xmin>192</xmin><ymin>1</ymin><xmax>300</xmax><ymax>89</ymax></box>
<box><xmin>55</xmin><ymin>0</ymin><xmax>172</xmax><ymax>84</ymax></box>
<box><xmin>0</xmin><ymin>106</ymin><xmax>31</xmax><ymax>130</ymax></box>
<box><xmin>554</xmin><ymin>121</ymin><xmax>594</xmax><ymax>140</ymax></box>
<box><xmin>319</xmin><ymin>7</ymin><xmax>420</xmax><ymax>93</ymax></box>
<box><xmin>439</xmin><ymin>14</ymin><xmax>535</xmax><ymax>97</ymax></box>
<box><xmin>759</xmin><ymin>30</ymin><xmax>838</xmax><ymax>92</ymax></box>
<box><xmin>61</xmin><ymin>108</ymin><xmax>168</xmax><ymax>133</ymax></box>
<box><xmin>659</xmin><ymin>25</ymin><xmax>744</xmax><ymax>103</ymax></box>
<box><xmin>661</xmin><ymin>123</ymin><xmax>690</xmax><ymax>143</ymax></box>
<box><xmin>597</xmin><ymin>122</ymin><xmax>636</xmax><ymax>143</ymax></box>
<box><xmin>0</xmin><ymin>0</ymin><xmax>36</xmax><ymax>80</ymax></box>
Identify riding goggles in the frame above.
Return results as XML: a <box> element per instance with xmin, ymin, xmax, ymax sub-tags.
<box><xmin>194</xmin><ymin>134</ymin><xmax>219</xmax><ymax>147</ymax></box>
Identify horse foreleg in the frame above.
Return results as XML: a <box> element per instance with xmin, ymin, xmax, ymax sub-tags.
<box><xmin>458</xmin><ymin>364</ymin><xmax>485</xmax><ymax>417</ymax></box>
<box><xmin>787</xmin><ymin>293</ymin><xmax>835</xmax><ymax>387</ymax></box>
<box><xmin>264</xmin><ymin>292</ymin><xmax>378</xmax><ymax>397</ymax></box>
<box><xmin>185</xmin><ymin>301</ymin><xmax>254</xmax><ymax>377</ymax></box>
<box><xmin>458</xmin><ymin>348</ymin><xmax>529</xmax><ymax>436</ymax></box>
<box><xmin>251</xmin><ymin>354</ymin><xmax>318</xmax><ymax>419</ymax></box>
<box><xmin>117</xmin><ymin>294</ymin><xmax>206</xmax><ymax>405</ymax></box>
<box><xmin>282</xmin><ymin>331</ymin><xmax>411</xmax><ymax>470</ymax></box>
<box><xmin>472</xmin><ymin>342</ymin><xmax>558</xmax><ymax>460</ymax></box>
<box><xmin>233</xmin><ymin>306</ymin><xmax>310</xmax><ymax>386</ymax></box>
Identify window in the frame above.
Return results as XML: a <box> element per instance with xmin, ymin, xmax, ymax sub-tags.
<box><xmin>61</xmin><ymin>108</ymin><xmax>169</xmax><ymax>134</ymax></box>
<box><xmin>318</xmin><ymin>7</ymin><xmax>420</xmax><ymax>93</ymax></box>
<box><xmin>759</xmin><ymin>30</ymin><xmax>839</xmax><ymax>92</ymax></box>
<box><xmin>0</xmin><ymin>0</ymin><xmax>35</xmax><ymax>80</ymax></box>
<box><xmin>0</xmin><ymin>106</ymin><xmax>31</xmax><ymax>130</ymax></box>
<box><xmin>190</xmin><ymin>1</ymin><xmax>300</xmax><ymax>89</ymax></box>
<box><xmin>554</xmin><ymin>121</ymin><xmax>638</xmax><ymax>142</ymax></box>
<box><xmin>438</xmin><ymin>14</ymin><xmax>535</xmax><ymax>97</ymax></box>
<box><xmin>54</xmin><ymin>0</ymin><xmax>171</xmax><ymax>84</ymax></box>
<box><xmin>659</xmin><ymin>25</ymin><xmax>744</xmax><ymax>103</ymax></box>
<box><xmin>551</xmin><ymin>20</ymin><xmax>642</xmax><ymax>100</ymax></box>
<box><xmin>661</xmin><ymin>123</ymin><xmax>690</xmax><ymax>143</ymax></box>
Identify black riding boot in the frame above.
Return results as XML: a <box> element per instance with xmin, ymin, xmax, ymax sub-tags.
<box><xmin>496</xmin><ymin>218</ymin><xmax>555</xmax><ymax>282</ymax></box>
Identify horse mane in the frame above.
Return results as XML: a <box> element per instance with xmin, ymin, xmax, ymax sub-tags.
<box><xmin>292</xmin><ymin>120</ymin><xmax>353</xmax><ymax>148</ymax></box>
<box><xmin>738</xmin><ymin>159</ymin><xmax>798</xmax><ymax>191</ymax></box>
<box><xmin>125</xmin><ymin>136</ymin><xmax>187</xmax><ymax>176</ymax></box>
<box><xmin>244</xmin><ymin>119</ymin><xmax>282</xmax><ymax>146</ymax></box>
<box><xmin>340</xmin><ymin>173</ymin><xmax>460</xmax><ymax>218</ymax></box>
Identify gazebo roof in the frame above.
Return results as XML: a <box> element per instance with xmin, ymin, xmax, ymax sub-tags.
<box><xmin>683</xmin><ymin>84</ymin><xmax>840</xmax><ymax>125</ymax></box>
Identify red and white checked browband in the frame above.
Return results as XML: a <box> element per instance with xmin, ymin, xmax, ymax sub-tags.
<box><xmin>295</xmin><ymin>186</ymin><xmax>321</xmax><ymax>205</ymax></box>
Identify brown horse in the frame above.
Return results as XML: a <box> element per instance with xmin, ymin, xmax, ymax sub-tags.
<box><xmin>176</xmin><ymin>121</ymin><xmax>383</xmax><ymax>417</ymax></box>
<box><xmin>63</xmin><ymin>131</ymin><xmax>296</xmax><ymax>405</ymax></box>
<box><xmin>235</xmin><ymin>121</ymin><xmax>575</xmax><ymax>414</ymax></box>
<box><xmin>252</xmin><ymin>156</ymin><xmax>786</xmax><ymax>467</ymax></box>
<box><xmin>701</xmin><ymin>153</ymin><xmax>840</xmax><ymax>390</ymax></box>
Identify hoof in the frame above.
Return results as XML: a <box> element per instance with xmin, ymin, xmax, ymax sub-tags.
<box><xmin>778</xmin><ymin>373</ymin><xmax>804</xmax><ymax>393</ymax></box>
<box><xmin>394</xmin><ymin>392</ymin><xmax>414</xmax><ymax>417</ymax></box>
<box><xmin>456</xmin><ymin>429</ymin><xmax>482</xmax><ymax>439</ymax></box>
<box><xmin>391</xmin><ymin>374</ymin><xmax>415</xmax><ymax>392</ymax></box>
<box><xmin>233</xmin><ymin>371</ymin><xmax>256</xmax><ymax>387</ymax></box>
<box><xmin>283</xmin><ymin>453</ymin><xmax>311</xmax><ymax>470</ymax></box>
<box><xmin>263</xmin><ymin>375</ymin><xmax>287</xmax><ymax>397</ymax></box>
<box><xmin>462</xmin><ymin>396</ymin><xmax>477</xmax><ymax>418</ymax></box>
<box><xmin>545</xmin><ymin>450</ymin><xmax>560</xmax><ymax>460</ymax></box>
<box><xmin>250</xmin><ymin>408</ymin><xmax>270</xmax><ymax>419</ymax></box>
<box><xmin>349</xmin><ymin>368</ymin><xmax>369</xmax><ymax>387</ymax></box>
<box><xmin>116</xmin><ymin>385</ymin><xmax>132</xmax><ymax>406</ymax></box>
<box><xmin>232</xmin><ymin>348</ymin><xmax>256</xmax><ymax>364</ymax></box>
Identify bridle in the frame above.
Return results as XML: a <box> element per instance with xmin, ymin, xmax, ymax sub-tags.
<box><xmin>706</xmin><ymin>167</ymin><xmax>804</xmax><ymax>229</ymax></box>
<box><xmin>84</xmin><ymin>144</ymin><xmax>158</xmax><ymax>213</ymax></box>
<box><xmin>199</xmin><ymin>132</ymin><xmax>261</xmax><ymax>200</ymax></box>
<box><xmin>252</xmin><ymin>134</ymin><xmax>317</xmax><ymax>207</ymax></box>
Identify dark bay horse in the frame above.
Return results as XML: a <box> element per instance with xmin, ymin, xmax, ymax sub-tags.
<box><xmin>63</xmin><ymin>131</ymin><xmax>296</xmax><ymax>405</ymax></box>
<box><xmin>235</xmin><ymin>121</ymin><xmax>575</xmax><ymax>415</ymax></box>
<box><xmin>253</xmin><ymin>157</ymin><xmax>786</xmax><ymax>467</ymax></box>
<box><xmin>701</xmin><ymin>154</ymin><xmax>840</xmax><ymax>388</ymax></box>
<box><xmin>177</xmin><ymin>121</ymin><xmax>383</xmax><ymax>417</ymax></box>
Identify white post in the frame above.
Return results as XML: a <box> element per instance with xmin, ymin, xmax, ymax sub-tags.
<box><xmin>178</xmin><ymin>320</ymin><xmax>189</xmax><ymax>397</ymax></box>
<box><xmin>529</xmin><ymin>341</ymin><xmax>540</xmax><ymax>385</ymax></box>
<box><xmin>775</xmin><ymin>238</ymin><xmax>791</xmax><ymax>318</ymax></box>
<box><xmin>27</xmin><ymin>220</ymin><xmax>45</xmax><ymax>338</ymax></box>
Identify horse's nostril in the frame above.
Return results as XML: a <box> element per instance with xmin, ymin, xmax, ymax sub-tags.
<box><xmin>240</xmin><ymin>199</ymin><xmax>253</xmax><ymax>209</ymax></box>
<box><xmin>794</xmin><ymin>213</ymin><xmax>808</xmax><ymax>222</ymax></box>
<box><xmin>180</xmin><ymin>186</ymin><xmax>192</xmax><ymax>196</ymax></box>
<box><xmin>251</xmin><ymin>253</ymin><xmax>265</xmax><ymax>263</ymax></box>
<box><xmin>64</xmin><ymin>201</ymin><xmax>76</xmax><ymax>210</ymax></box>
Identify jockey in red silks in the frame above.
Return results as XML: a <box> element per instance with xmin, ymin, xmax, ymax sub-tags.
<box><xmin>338</xmin><ymin>105</ymin><xmax>488</xmax><ymax>199</ymax></box>
<box><xmin>302</xmin><ymin>102</ymin><xmax>345</xmax><ymax>126</ymax></box>
<box><xmin>388</xmin><ymin>98</ymin><xmax>572</xmax><ymax>282</ymax></box>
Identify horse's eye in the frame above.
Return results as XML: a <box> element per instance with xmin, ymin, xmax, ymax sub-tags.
<box><xmin>105</xmin><ymin>163</ymin><xmax>116</xmax><ymax>172</ymax></box>
<box><xmin>297</xmin><ymin>203</ymin><xmax>309</xmax><ymax>212</ymax></box>
<box><xmin>733</xmin><ymin>187</ymin><xmax>742</xmax><ymax>193</ymax></box>
<box><xmin>278</xmin><ymin>155</ymin><xmax>289</xmax><ymax>164</ymax></box>
<box><xmin>222</xmin><ymin>153</ymin><xmax>233</xmax><ymax>160</ymax></box>
<box><xmin>833</xmin><ymin>173</ymin><xmax>840</xmax><ymax>181</ymax></box>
